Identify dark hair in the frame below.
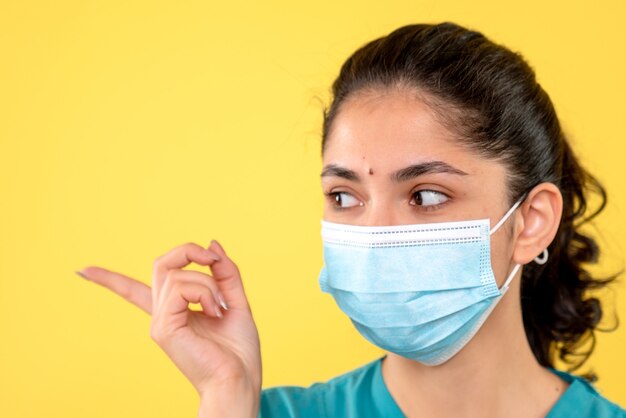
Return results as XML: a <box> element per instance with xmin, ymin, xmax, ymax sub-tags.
<box><xmin>320</xmin><ymin>22</ymin><xmax>620</xmax><ymax>382</ymax></box>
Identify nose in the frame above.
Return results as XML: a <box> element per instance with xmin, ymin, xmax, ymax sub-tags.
<box><xmin>361</xmin><ymin>202</ymin><xmax>400</xmax><ymax>227</ymax></box>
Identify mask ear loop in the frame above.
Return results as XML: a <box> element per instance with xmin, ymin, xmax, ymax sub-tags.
<box><xmin>489</xmin><ymin>196</ymin><xmax>525</xmax><ymax>235</ymax></box>
<box><xmin>489</xmin><ymin>194</ymin><xmax>528</xmax><ymax>293</ymax></box>
<box><xmin>499</xmin><ymin>249</ymin><xmax>548</xmax><ymax>293</ymax></box>
<box><xmin>499</xmin><ymin>264</ymin><xmax>521</xmax><ymax>293</ymax></box>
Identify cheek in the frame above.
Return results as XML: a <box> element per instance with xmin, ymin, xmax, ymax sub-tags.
<box><xmin>489</xmin><ymin>229</ymin><xmax>516</xmax><ymax>286</ymax></box>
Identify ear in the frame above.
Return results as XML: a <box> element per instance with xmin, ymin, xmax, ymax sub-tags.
<box><xmin>512</xmin><ymin>182</ymin><xmax>563</xmax><ymax>265</ymax></box>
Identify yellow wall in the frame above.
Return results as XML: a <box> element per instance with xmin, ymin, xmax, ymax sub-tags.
<box><xmin>1</xmin><ymin>1</ymin><xmax>624</xmax><ymax>416</ymax></box>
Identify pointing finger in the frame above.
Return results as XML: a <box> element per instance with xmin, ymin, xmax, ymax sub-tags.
<box><xmin>78</xmin><ymin>266</ymin><xmax>152</xmax><ymax>315</ymax></box>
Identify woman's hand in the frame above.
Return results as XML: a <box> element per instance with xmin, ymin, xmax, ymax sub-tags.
<box><xmin>77</xmin><ymin>240</ymin><xmax>262</xmax><ymax>417</ymax></box>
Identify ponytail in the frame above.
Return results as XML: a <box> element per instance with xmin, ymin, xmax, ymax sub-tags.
<box><xmin>521</xmin><ymin>139</ymin><xmax>619</xmax><ymax>382</ymax></box>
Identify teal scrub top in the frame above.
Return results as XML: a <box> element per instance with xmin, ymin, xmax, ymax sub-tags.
<box><xmin>258</xmin><ymin>355</ymin><xmax>625</xmax><ymax>417</ymax></box>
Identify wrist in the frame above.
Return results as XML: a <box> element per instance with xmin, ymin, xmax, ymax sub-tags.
<box><xmin>197</xmin><ymin>378</ymin><xmax>260</xmax><ymax>418</ymax></box>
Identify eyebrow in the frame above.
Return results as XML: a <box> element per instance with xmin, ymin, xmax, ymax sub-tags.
<box><xmin>320</xmin><ymin>160</ymin><xmax>468</xmax><ymax>183</ymax></box>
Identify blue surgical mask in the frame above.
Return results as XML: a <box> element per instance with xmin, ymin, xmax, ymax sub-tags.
<box><xmin>318</xmin><ymin>196</ymin><xmax>548</xmax><ymax>366</ymax></box>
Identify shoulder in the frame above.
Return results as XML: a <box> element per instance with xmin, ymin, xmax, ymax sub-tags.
<box><xmin>547</xmin><ymin>368</ymin><xmax>626</xmax><ymax>418</ymax></box>
<box><xmin>258</xmin><ymin>357</ymin><xmax>385</xmax><ymax>418</ymax></box>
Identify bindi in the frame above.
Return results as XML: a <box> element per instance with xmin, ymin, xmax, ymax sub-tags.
<box><xmin>361</xmin><ymin>156</ymin><xmax>374</xmax><ymax>175</ymax></box>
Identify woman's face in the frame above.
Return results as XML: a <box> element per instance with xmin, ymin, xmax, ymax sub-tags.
<box><xmin>320</xmin><ymin>88</ymin><xmax>518</xmax><ymax>286</ymax></box>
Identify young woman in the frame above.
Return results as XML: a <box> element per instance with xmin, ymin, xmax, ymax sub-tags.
<box><xmin>77</xmin><ymin>22</ymin><xmax>625</xmax><ymax>417</ymax></box>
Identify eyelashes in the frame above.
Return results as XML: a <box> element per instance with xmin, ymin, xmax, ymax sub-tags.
<box><xmin>410</xmin><ymin>190</ymin><xmax>450</xmax><ymax>210</ymax></box>
<box><xmin>324</xmin><ymin>189</ymin><xmax>450</xmax><ymax>212</ymax></box>
<box><xmin>324</xmin><ymin>191</ymin><xmax>359</xmax><ymax>211</ymax></box>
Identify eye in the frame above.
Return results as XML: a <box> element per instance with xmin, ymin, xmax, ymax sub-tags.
<box><xmin>325</xmin><ymin>191</ymin><xmax>362</xmax><ymax>210</ymax></box>
<box><xmin>410</xmin><ymin>190</ymin><xmax>449</xmax><ymax>208</ymax></box>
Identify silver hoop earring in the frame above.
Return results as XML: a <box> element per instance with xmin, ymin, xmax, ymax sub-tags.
<box><xmin>534</xmin><ymin>248</ymin><xmax>549</xmax><ymax>265</ymax></box>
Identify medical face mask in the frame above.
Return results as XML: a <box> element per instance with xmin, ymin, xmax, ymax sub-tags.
<box><xmin>318</xmin><ymin>196</ymin><xmax>547</xmax><ymax>366</ymax></box>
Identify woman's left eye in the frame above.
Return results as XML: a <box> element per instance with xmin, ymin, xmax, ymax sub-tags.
<box><xmin>410</xmin><ymin>190</ymin><xmax>449</xmax><ymax>207</ymax></box>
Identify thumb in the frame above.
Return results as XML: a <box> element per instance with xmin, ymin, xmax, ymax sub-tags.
<box><xmin>207</xmin><ymin>239</ymin><xmax>251</xmax><ymax>312</ymax></box>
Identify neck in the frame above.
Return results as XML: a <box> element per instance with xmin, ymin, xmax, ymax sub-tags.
<box><xmin>380</xmin><ymin>280</ymin><xmax>569</xmax><ymax>418</ymax></box>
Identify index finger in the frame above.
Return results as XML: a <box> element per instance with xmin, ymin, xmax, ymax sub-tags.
<box><xmin>78</xmin><ymin>266</ymin><xmax>153</xmax><ymax>315</ymax></box>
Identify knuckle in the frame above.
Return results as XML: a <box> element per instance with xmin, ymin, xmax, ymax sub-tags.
<box><xmin>163</xmin><ymin>269</ymin><xmax>179</xmax><ymax>284</ymax></box>
<box><xmin>183</xmin><ymin>242</ymin><xmax>199</xmax><ymax>251</ymax></box>
<box><xmin>150</xmin><ymin>323</ymin><xmax>164</xmax><ymax>342</ymax></box>
<box><xmin>117</xmin><ymin>282</ymin><xmax>132</xmax><ymax>300</ymax></box>
<box><xmin>152</xmin><ymin>256</ymin><xmax>162</xmax><ymax>270</ymax></box>
<box><xmin>149</xmin><ymin>325</ymin><xmax>160</xmax><ymax>342</ymax></box>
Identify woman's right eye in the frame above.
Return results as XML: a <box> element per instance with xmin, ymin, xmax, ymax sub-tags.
<box><xmin>326</xmin><ymin>191</ymin><xmax>361</xmax><ymax>210</ymax></box>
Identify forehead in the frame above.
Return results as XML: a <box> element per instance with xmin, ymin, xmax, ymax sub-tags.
<box><xmin>323</xmin><ymin>90</ymin><xmax>476</xmax><ymax>170</ymax></box>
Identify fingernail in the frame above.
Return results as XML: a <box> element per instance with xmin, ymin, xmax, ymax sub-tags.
<box><xmin>217</xmin><ymin>293</ymin><xmax>229</xmax><ymax>310</ymax></box>
<box><xmin>75</xmin><ymin>270</ymin><xmax>89</xmax><ymax>280</ymax></box>
<box><xmin>214</xmin><ymin>305</ymin><xmax>223</xmax><ymax>318</ymax></box>
<box><xmin>205</xmin><ymin>249</ymin><xmax>220</xmax><ymax>261</ymax></box>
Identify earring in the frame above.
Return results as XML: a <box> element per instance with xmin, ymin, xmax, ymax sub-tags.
<box><xmin>534</xmin><ymin>248</ymin><xmax>549</xmax><ymax>265</ymax></box>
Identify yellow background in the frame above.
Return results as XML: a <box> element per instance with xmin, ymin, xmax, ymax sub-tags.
<box><xmin>1</xmin><ymin>1</ymin><xmax>624</xmax><ymax>416</ymax></box>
